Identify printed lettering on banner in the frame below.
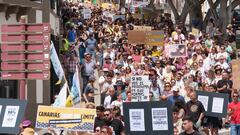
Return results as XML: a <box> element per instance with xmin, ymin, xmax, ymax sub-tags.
<box><xmin>131</xmin><ymin>76</ymin><xmax>150</xmax><ymax>102</ymax></box>
<box><xmin>36</xmin><ymin>105</ymin><xmax>96</xmax><ymax>132</ymax></box>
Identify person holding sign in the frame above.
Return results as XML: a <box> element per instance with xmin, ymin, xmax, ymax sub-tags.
<box><xmin>228</xmin><ymin>92</ymin><xmax>240</xmax><ymax>135</ymax></box>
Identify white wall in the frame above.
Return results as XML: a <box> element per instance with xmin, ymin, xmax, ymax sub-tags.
<box><xmin>36</xmin><ymin>10</ymin><xmax>43</xmax><ymax>23</ymax></box>
<box><xmin>50</xmin><ymin>12</ymin><xmax>60</xmax><ymax>35</ymax></box>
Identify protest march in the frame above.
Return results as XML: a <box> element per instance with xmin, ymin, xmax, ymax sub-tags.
<box><xmin>1</xmin><ymin>0</ymin><xmax>240</xmax><ymax>135</ymax></box>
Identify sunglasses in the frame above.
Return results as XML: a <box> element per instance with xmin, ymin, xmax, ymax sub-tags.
<box><xmin>165</xmin><ymin>85</ymin><xmax>171</xmax><ymax>87</ymax></box>
<box><xmin>233</xmin><ymin>95</ymin><xmax>239</xmax><ymax>97</ymax></box>
<box><xmin>104</xmin><ymin>114</ymin><xmax>110</xmax><ymax>116</ymax></box>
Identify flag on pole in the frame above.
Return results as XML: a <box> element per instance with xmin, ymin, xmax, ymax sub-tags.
<box><xmin>70</xmin><ymin>65</ymin><xmax>81</xmax><ymax>105</ymax></box>
<box><xmin>50</xmin><ymin>41</ymin><xmax>65</xmax><ymax>85</ymax></box>
<box><xmin>65</xmin><ymin>95</ymin><xmax>73</xmax><ymax>107</ymax></box>
<box><xmin>52</xmin><ymin>83</ymin><xmax>67</xmax><ymax>107</ymax></box>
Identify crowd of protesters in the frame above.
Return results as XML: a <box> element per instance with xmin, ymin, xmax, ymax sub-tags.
<box><xmin>20</xmin><ymin>1</ymin><xmax>240</xmax><ymax>135</ymax></box>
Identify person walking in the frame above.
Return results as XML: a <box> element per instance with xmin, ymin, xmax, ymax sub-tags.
<box><xmin>228</xmin><ymin>92</ymin><xmax>240</xmax><ymax>135</ymax></box>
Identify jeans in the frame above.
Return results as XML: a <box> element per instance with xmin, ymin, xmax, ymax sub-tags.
<box><xmin>82</xmin><ymin>75</ymin><xmax>89</xmax><ymax>93</ymax></box>
<box><xmin>231</xmin><ymin>124</ymin><xmax>240</xmax><ymax>135</ymax></box>
<box><xmin>68</xmin><ymin>72</ymin><xmax>74</xmax><ymax>88</ymax></box>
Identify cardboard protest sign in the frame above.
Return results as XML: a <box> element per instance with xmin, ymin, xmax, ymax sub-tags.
<box><xmin>131</xmin><ymin>76</ymin><xmax>151</xmax><ymax>102</ymax></box>
<box><xmin>196</xmin><ymin>91</ymin><xmax>229</xmax><ymax>118</ymax></box>
<box><xmin>231</xmin><ymin>60</ymin><xmax>240</xmax><ymax>90</ymax></box>
<box><xmin>132</xmin><ymin>14</ymin><xmax>143</xmax><ymax>19</ymax></box>
<box><xmin>145</xmin><ymin>31</ymin><xmax>164</xmax><ymax>46</ymax></box>
<box><xmin>133</xmin><ymin>26</ymin><xmax>152</xmax><ymax>31</ymax></box>
<box><xmin>101</xmin><ymin>3</ymin><xmax>115</xmax><ymax>9</ymax></box>
<box><xmin>167</xmin><ymin>44</ymin><xmax>187</xmax><ymax>58</ymax></box>
<box><xmin>128</xmin><ymin>30</ymin><xmax>146</xmax><ymax>44</ymax></box>
<box><xmin>0</xmin><ymin>98</ymin><xmax>27</xmax><ymax>134</ymax></box>
<box><xmin>123</xmin><ymin>101</ymin><xmax>174</xmax><ymax>135</ymax></box>
<box><xmin>36</xmin><ymin>105</ymin><xmax>96</xmax><ymax>131</ymax></box>
<box><xmin>192</xmin><ymin>28</ymin><xmax>200</xmax><ymax>37</ymax></box>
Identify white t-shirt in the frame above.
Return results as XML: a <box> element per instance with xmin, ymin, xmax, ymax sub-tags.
<box><xmin>104</xmin><ymin>95</ymin><xmax>112</xmax><ymax>109</ymax></box>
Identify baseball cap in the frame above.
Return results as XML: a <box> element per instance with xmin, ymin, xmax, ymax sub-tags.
<box><xmin>172</xmin><ymin>86</ymin><xmax>179</xmax><ymax>92</ymax></box>
<box><xmin>128</xmin><ymin>56</ymin><xmax>132</xmax><ymax>59</ymax></box>
<box><xmin>22</xmin><ymin>120</ymin><xmax>32</xmax><ymax>128</ymax></box>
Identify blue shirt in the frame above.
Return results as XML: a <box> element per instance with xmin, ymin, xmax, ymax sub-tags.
<box><xmin>167</xmin><ymin>95</ymin><xmax>185</xmax><ymax>105</ymax></box>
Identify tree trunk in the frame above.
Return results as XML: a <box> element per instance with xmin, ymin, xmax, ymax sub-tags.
<box><xmin>167</xmin><ymin>0</ymin><xmax>180</xmax><ymax>22</ymax></box>
<box><xmin>203</xmin><ymin>0</ymin><xmax>220</xmax><ymax>30</ymax></box>
<box><xmin>120</xmin><ymin>0</ymin><xmax>125</xmax><ymax>8</ymax></box>
<box><xmin>187</xmin><ymin>0</ymin><xmax>203</xmax><ymax>30</ymax></box>
<box><xmin>218</xmin><ymin>0</ymin><xmax>228</xmax><ymax>33</ymax></box>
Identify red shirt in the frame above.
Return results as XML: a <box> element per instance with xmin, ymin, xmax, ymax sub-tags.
<box><xmin>228</xmin><ymin>101</ymin><xmax>240</xmax><ymax>124</ymax></box>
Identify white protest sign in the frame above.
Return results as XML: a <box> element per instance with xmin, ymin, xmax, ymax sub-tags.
<box><xmin>151</xmin><ymin>108</ymin><xmax>168</xmax><ymax>131</ymax></box>
<box><xmin>102</xmin><ymin>11</ymin><xmax>114</xmax><ymax>22</ymax></box>
<box><xmin>166</xmin><ymin>44</ymin><xmax>187</xmax><ymax>58</ymax></box>
<box><xmin>131</xmin><ymin>76</ymin><xmax>150</xmax><ymax>102</ymax></box>
<box><xmin>82</xmin><ymin>8</ymin><xmax>92</xmax><ymax>19</ymax></box>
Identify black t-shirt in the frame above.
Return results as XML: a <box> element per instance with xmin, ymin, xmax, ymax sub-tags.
<box><xmin>185</xmin><ymin>101</ymin><xmax>205</xmax><ymax>123</ymax></box>
<box><xmin>94</xmin><ymin>117</ymin><xmax>106</xmax><ymax>131</ymax></box>
<box><xmin>217</xmin><ymin>79</ymin><xmax>233</xmax><ymax>95</ymax></box>
<box><xmin>110</xmin><ymin>119</ymin><xmax>124</xmax><ymax>135</ymax></box>
<box><xmin>179</xmin><ymin>131</ymin><xmax>202</xmax><ymax>135</ymax></box>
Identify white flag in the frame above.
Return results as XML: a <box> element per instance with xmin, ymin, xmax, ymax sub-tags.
<box><xmin>50</xmin><ymin>41</ymin><xmax>65</xmax><ymax>84</ymax></box>
<box><xmin>52</xmin><ymin>83</ymin><xmax>67</xmax><ymax>107</ymax></box>
<box><xmin>70</xmin><ymin>65</ymin><xmax>81</xmax><ymax>104</ymax></box>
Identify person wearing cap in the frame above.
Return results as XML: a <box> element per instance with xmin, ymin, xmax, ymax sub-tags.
<box><xmin>180</xmin><ymin>116</ymin><xmax>201</xmax><ymax>135</ymax></box>
<box><xmin>103</xmin><ymin>55</ymin><xmax>115</xmax><ymax>71</ymax></box>
<box><xmin>19</xmin><ymin>120</ymin><xmax>32</xmax><ymax>132</ymax></box>
<box><xmin>126</xmin><ymin>56</ymin><xmax>133</xmax><ymax>69</ymax></box>
<box><xmin>81</xmin><ymin>53</ymin><xmax>97</xmax><ymax>92</ymax></box>
<box><xmin>215</xmin><ymin>55</ymin><xmax>230</xmax><ymax>70</ymax></box>
<box><xmin>98</xmin><ymin>68</ymin><xmax>109</xmax><ymax>88</ymax></box>
<box><xmin>168</xmin><ymin>86</ymin><xmax>185</xmax><ymax>105</ymax></box>
<box><xmin>101</xmin><ymin>74</ymin><xmax>114</xmax><ymax>104</ymax></box>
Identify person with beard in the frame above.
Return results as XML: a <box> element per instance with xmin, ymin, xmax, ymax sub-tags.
<box><xmin>104</xmin><ymin>108</ymin><xmax>125</xmax><ymax>135</ymax></box>
<box><xmin>94</xmin><ymin>106</ymin><xmax>107</xmax><ymax>132</ymax></box>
